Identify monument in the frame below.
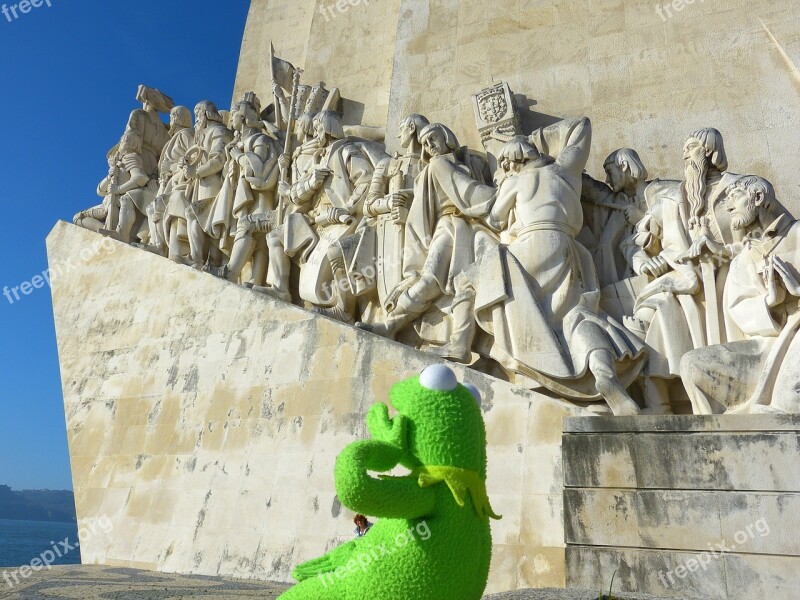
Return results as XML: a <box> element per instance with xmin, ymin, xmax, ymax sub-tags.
<box><xmin>48</xmin><ymin>1</ymin><xmax>800</xmax><ymax>598</ymax></box>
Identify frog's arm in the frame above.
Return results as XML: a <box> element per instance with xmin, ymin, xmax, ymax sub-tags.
<box><xmin>335</xmin><ymin>439</ymin><xmax>436</xmax><ymax>519</ymax></box>
<box><xmin>291</xmin><ymin>540</ymin><xmax>358</xmax><ymax>581</ymax></box>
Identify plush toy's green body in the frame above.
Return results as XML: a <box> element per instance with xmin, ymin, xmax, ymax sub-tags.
<box><xmin>277</xmin><ymin>366</ymin><xmax>500</xmax><ymax>600</ymax></box>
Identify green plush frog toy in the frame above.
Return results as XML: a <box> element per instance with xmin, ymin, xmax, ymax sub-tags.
<box><xmin>277</xmin><ymin>364</ymin><xmax>501</xmax><ymax>600</ymax></box>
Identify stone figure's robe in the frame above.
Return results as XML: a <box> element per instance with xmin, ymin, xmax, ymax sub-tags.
<box><xmin>159</xmin><ymin>127</ymin><xmax>194</xmax><ymax>238</ymax></box>
<box><xmin>466</xmin><ymin>118</ymin><xmax>645</xmax><ymax>400</ymax></box>
<box><xmin>402</xmin><ymin>152</ymin><xmax>495</xmax><ymax>296</ymax></box>
<box><xmin>190</xmin><ymin>123</ymin><xmax>234</xmax><ymax>237</ymax></box>
<box><xmin>634</xmin><ymin>172</ymin><xmax>741</xmax><ymax>378</ymax></box>
<box><xmin>579</xmin><ymin>175</ymin><xmax>648</xmax><ymax>287</ymax></box>
<box><xmin>682</xmin><ymin>216</ymin><xmax>800</xmax><ymax>414</ymax></box>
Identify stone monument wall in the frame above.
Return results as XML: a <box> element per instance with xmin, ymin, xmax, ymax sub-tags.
<box><xmin>563</xmin><ymin>415</ymin><xmax>800</xmax><ymax>599</ymax></box>
<box><xmin>234</xmin><ymin>0</ymin><xmax>800</xmax><ymax>213</ymax></box>
<box><xmin>48</xmin><ymin>221</ymin><xmax>586</xmax><ymax>593</ymax></box>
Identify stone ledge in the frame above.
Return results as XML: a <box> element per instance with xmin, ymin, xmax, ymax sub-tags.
<box><xmin>564</xmin><ymin>415</ymin><xmax>800</xmax><ymax>434</ymax></box>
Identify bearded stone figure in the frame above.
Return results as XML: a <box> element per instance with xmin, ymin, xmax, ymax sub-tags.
<box><xmin>626</xmin><ymin>128</ymin><xmax>743</xmax><ymax>413</ymax></box>
<box><xmin>680</xmin><ymin>176</ymin><xmax>800</xmax><ymax>414</ymax></box>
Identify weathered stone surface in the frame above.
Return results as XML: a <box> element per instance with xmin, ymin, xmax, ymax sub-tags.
<box><xmin>563</xmin><ymin>431</ymin><xmax>800</xmax><ymax>491</ymax></box>
<box><xmin>564</xmin><ymin>416</ymin><xmax>800</xmax><ymax>599</ymax></box>
<box><xmin>567</xmin><ymin>546</ymin><xmax>800</xmax><ymax>600</ymax></box>
<box><xmin>234</xmin><ymin>0</ymin><xmax>800</xmax><ymax>216</ymax></box>
<box><xmin>565</xmin><ymin>489</ymin><xmax>799</xmax><ymax>555</ymax></box>
<box><xmin>564</xmin><ymin>415</ymin><xmax>800</xmax><ymax>433</ymax></box>
<box><xmin>47</xmin><ymin>221</ymin><xmax>587</xmax><ymax>593</ymax></box>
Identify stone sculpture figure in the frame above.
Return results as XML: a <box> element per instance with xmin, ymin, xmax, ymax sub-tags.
<box><xmin>278</xmin><ymin>365</ymin><xmax>499</xmax><ymax>600</ymax></box>
<box><xmin>73</xmin><ymin>151</ymin><xmax>123</xmax><ymax>234</ymax></box>
<box><xmin>357</xmin><ymin>123</ymin><xmax>496</xmax><ymax>339</ymax></box>
<box><xmin>627</xmin><ymin>128</ymin><xmax>741</xmax><ymax>412</ymax></box>
<box><xmin>183</xmin><ymin>100</ymin><xmax>234</xmax><ymax>269</ymax></box>
<box><xmin>436</xmin><ymin>124</ymin><xmax>645</xmax><ymax>416</ymax></box>
<box><xmin>580</xmin><ymin>148</ymin><xmax>651</xmax><ymax>287</ymax></box>
<box><xmin>106</xmin><ymin>130</ymin><xmax>160</xmax><ymax>244</ymax></box>
<box><xmin>148</xmin><ymin>106</ymin><xmax>195</xmax><ymax>260</ymax></box>
<box><xmin>125</xmin><ymin>85</ymin><xmax>172</xmax><ymax>179</ymax></box>
<box><xmin>262</xmin><ymin>111</ymin><xmax>373</xmax><ymax>306</ymax></box>
<box><xmin>680</xmin><ymin>176</ymin><xmax>800</xmax><ymax>414</ymax></box>
<box><xmin>211</xmin><ymin>93</ymin><xmax>280</xmax><ymax>287</ymax></box>
<box><xmin>331</xmin><ymin>114</ymin><xmax>430</xmax><ymax>323</ymax></box>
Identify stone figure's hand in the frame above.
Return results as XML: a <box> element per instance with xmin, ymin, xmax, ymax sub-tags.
<box><xmin>107</xmin><ymin>184</ymin><xmax>121</xmax><ymax>195</ymax></box>
<box><xmin>392</xmin><ymin>206</ymin><xmax>409</xmax><ymax>225</ymax></box>
<box><xmin>687</xmin><ymin>235</ymin><xmax>712</xmax><ymax>260</ymax></box>
<box><xmin>278</xmin><ymin>153</ymin><xmax>291</xmax><ymax>173</ymax></box>
<box><xmin>184</xmin><ymin>165</ymin><xmax>198</xmax><ymax>179</ymax></box>
<box><xmin>312</xmin><ymin>167</ymin><xmax>331</xmax><ymax>188</ymax></box>
<box><xmin>625</xmin><ymin>206</ymin><xmax>644</xmax><ymax>226</ymax></box>
<box><xmin>765</xmin><ymin>255</ymin><xmax>780</xmax><ymax>307</ymax></box>
<box><xmin>389</xmin><ymin>191</ymin><xmax>411</xmax><ymax>211</ymax></box>
<box><xmin>278</xmin><ymin>181</ymin><xmax>290</xmax><ymax>198</ymax></box>
<box><xmin>328</xmin><ymin>207</ymin><xmax>350</xmax><ymax>225</ymax></box>
<box><xmin>237</xmin><ymin>215</ymin><xmax>258</xmax><ymax>236</ymax></box>
<box><xmin>641</xmin><ymin>255</ymin><xmax>669</xmax><ymax>278</ymax></box>
<box><xmin>773</xmin><ymin>255</ymin><xmax>800</xmax><ymax>297</ymax></box>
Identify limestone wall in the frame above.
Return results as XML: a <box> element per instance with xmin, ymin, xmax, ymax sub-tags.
<box><xmin>563</xmin><ymin>415</ymin><xmax>800</xmax><ymax>599</ymax></box>
<box><xmin>234</xmin><ymin>0</ymin><xmax>800</xmax><ymax>213</ymax></box>
<box><xmin>47</xmin><ymin>221</ymin><xmax>587</xmax><ymax>593</ymax></box>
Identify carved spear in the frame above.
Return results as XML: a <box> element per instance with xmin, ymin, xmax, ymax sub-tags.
<box><xmin>277</xmin><ymin>68</ymin><xmax>303</xmax><ymax>226</ymax></box>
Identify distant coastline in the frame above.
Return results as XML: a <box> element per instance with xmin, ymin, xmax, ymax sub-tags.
<box><xmin>0</xmin><ymin>485</ymin><xmax>76</xmax><ymax>523</ymax></box>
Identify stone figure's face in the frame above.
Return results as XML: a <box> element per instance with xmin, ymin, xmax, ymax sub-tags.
<box><xmin>728</xmin><ymin>187</ymin><xmax>759</xmax><ymax>230</ymax></box>
<box><xmin>683</xmin><ymin>137</ymin><xmax>708</xmax><ymax>166</ymax></box>
<box><xmin>605</xmin><ymin>161</ymin><xmax>626</xmax><ymax>193</ymax></box>
<box><xmin>423</xmin><ymin>130</ymin><xmax>448</xmax><ymax>157</ymax></box>
<box><xmin>503</xmin><ymin>159</ymin><xmax>524</xmax><ymax>177</ymax></box>
<box><xmin>314</xmin><ymin>118</ymin><xmax>328</xmax><ymax>144</ymax></box>
<box><xmin>398</xmin><ymin>120</ymin><xmax>415</xmax><ymax>148</ymax></box>
<box><xmin>194</xmin><ymin>105</ymin><xmax>207</xmax><ymax>129</ymax></box>
<box><xmin>231</xmin><ymin>106</ymin><xmax>245</xmax><ymax>131</ymax></box>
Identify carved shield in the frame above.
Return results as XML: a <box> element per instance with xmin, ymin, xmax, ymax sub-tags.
<box><xmin>478</xmin><ymin>90</ymin><xmax>508</xmax><ymax>124</ymax></box>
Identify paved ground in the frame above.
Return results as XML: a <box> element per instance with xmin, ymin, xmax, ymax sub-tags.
<box><xmin>0</xmin><ymin>566</ymin><xmax>682</xmax><ymax>599</ymax></box>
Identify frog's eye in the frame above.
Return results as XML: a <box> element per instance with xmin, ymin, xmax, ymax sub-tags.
<box><xmin>464</xmin><ymin>383</ymin><xmax>482</xmax><ymax>407</ymax></box>
<box><xmin>419</xmin><ymin>364</ymin><xmax>458</xmax><ymax>391</ymax></box>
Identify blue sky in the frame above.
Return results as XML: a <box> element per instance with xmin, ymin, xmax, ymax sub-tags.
<box><xmin>0</xmin><ymin>0</ymin><xmax>251</xmax><ymax>490</ymax></box>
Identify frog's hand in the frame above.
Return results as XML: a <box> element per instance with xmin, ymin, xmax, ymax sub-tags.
<box><xmin>366</xmin><ymin>403</ymin><xmax>407</xmax><ymax>449</ymax></box>
<box><xmin>291</xmin><ymin>540</ymin><xmax>358</xmax><ymax>582</ymax></box>
<box><xmin>335</xmin><ymin>439</ymin><xmax>436</xmax><ymax>519</ymax></box>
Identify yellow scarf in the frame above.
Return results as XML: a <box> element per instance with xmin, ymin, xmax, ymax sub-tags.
<box><xmin>412</xmin><ymin>466</ymin><xmax>501</xmax><ymax>521</ymax></box>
